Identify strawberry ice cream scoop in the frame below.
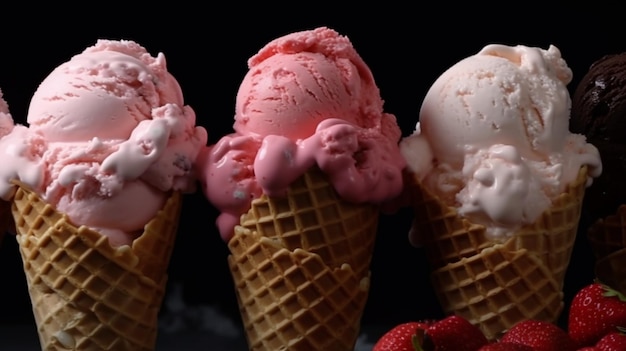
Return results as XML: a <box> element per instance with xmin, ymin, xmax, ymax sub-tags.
<box><xmin>198</xmin><ymin>27</ymin><xmax>405</xmax><ymax>242</ymax></box>
<box><xmin>0</xmin><ymin>40</ymin><xmax>208</xmax><ymax>247</ymax></box>
<box><xmin>27</xmin><ymin>41</ymin><xmax>185</xmax><ymax>142</ymax></box>
<box><xmin>234</xmin><ymin>27</ymin><xmax>385</xmax><ymax>140</ymax></box>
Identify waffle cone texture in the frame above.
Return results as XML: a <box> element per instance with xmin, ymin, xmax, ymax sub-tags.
<box><xmin>587</xmin><ymin>205</ymin><xmax>626</xmax><ymax>295</ymax></box>
<box><xmin>228</xmin><ymin>167</ymin><xmax>379</xmax><ymax>351</ymax></box>
<box><xmin>11</xmin><ymin>182</ymin><xmax>182</xmax><ymax>351</ymax></box>
<box><xmin>408</xmin><ymin>166</ymin><xmax>588</xmax><ymax>340</ymax></box>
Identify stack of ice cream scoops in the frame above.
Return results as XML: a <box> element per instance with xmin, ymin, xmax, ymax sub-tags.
<box><xmin>0</xmin><ymin>25</ymin><xmax>622</xmax><ymax>351</ymax></box>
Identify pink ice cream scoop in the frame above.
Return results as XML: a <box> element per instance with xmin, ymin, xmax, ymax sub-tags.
<box><xmin>198</xmin><ymin>27</ymin><xmax>405</xmax><ymax>242</ymax></box>
<box><xmin>0</xmin><ymin>40</ymin><xmax>208</xmax><ymax>247</ymax></box>
<box><xmin>233</xmin><ymin>27</ymin><xmax>387</xmax><ymax>140</ymax></box>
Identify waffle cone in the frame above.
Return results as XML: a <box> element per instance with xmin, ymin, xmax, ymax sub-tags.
<box><xmin>11</xmin><ymin>182</ymin><xmax>182</xmax><ymax>351</ymax></box>
<box><xmin>587</xmin><ymin>205</ymin><xmax>626</xmax><ymax>295</ymax></box>
<box><xmin>408</xmin><ymin>166</ymin><xmax>588</xmax><ymax>340</ymax></box>
<box><xmin>229</xmin><ymin>167</ymin><xmax>378</xmax><ymax>351</ymax></box>
<box><xmin>431</xmin><ymin>244</ymin><xmax>564</xmax><ymax>340</ymax></box>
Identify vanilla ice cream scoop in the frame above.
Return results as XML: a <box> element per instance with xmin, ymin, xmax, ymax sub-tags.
<box><xmin>419</xmin><ymin>44</ymin><xmax>574</xmax><ymax>168</ymax></box>
<box><xmin>402</xmin><ymin>44</ymin><xmax>601</xmax><ymax>240</ymax></box>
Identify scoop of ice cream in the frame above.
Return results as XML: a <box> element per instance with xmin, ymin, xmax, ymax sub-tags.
<box><xmin>417</xmin><ymin>44</ymin><xmax>575</xmax><ymax>168</ymax></box>
<box><xmin>571</xmin><ymin>52</ymin><xmax>626</xmax><ymax>219</ymax></box>
<box><xmin>234</xmin><ymin>26</ymin><xmax>387</xmax><ymax>140</ymax></box>
<box><xmin>402</xmin><ymin>44</ymin><xmax>601</xmax><ymax>241</ymax></box>
<box><xmin>0</xmin><ymin>40</ymin><xmax>208</xmax><ymax>246</ymax></box>
<box><xmin>199</xmin><ymin>27</ymin><xmax>405</xmax><ymax>242</ymax></box>
<box><xmin>27</xmin><ymin>40</ymin><xmax>185</xmax><ymax>142</ymax></box>
<box><xmin>571</xmin><ymin>53</ymin><xmax>626</xmax><ymax>142</ymax></box>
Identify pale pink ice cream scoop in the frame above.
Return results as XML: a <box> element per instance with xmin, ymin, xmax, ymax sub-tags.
<box><xmin>198</xmin><ymin>27</ymin><xmax>405</xmax><ymax>242</ymax></box>
<box><xmin>401</xmin><ymin>44</ymin><xmax>602</xmax><ymax>242</ymax></box>
<box><xmin>0</xmin><ymin>40</ymin><xmax>208</xmax><ymax>247</ymax></box>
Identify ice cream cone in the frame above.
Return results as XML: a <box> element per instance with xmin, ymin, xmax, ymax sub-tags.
<box><xmin>431</xmin><ymin>244</ymin><xmax>564</xmax><ymax>340</ymax></box>
<box><xmin>228</xmin><ymin>167</ymin><xmax>378</xmax><ymax>351</ymax></box>
<box><xmin>409</xmin><ymin>166</ymin><xmax>588</xmax><ymax>340</ymax></box>
<box><xmin>587</xmin><ymin>205</ymin><xmax>626</xmax><ymax>295</ymax></box>
<box><xmin>11</xmin><ymin>181</ymin><xmax>182</xmax><ymax>351</ymax></box>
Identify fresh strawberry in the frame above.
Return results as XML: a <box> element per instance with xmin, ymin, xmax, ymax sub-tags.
<box><xmin>422</xmin><ymin>315</ymin><xmax>488</xmax><ymax>351</ymax></box>
<box><xmin>594</xmin><ymin>331</ymin><xmax>626</xmax><ymax>351</ymax></box>
<box><xmin>568</xmin><ymin>283</ymin><xmax>626</xmax><ymax>347</ymax></box>
<box><xmin>373</xmin><ymin>321</ymin><xmax>431</xmax><ymax>351</ymax></box>
<box><xmin>500</xmin><ymin>319</ymin><xmax>577</xmax><ymax>351</ymax></box>
<box><xmin>477</xmin><ymin>341</ymin><xmax>534</xmax><ymax>350</ymax></box>
<box><xmin>374</xmin><ymin>316</ymin><xmax>488</xmax><ymax>351</ymax></box>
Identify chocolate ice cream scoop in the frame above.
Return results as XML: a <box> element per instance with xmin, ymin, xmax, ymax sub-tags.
<box><xmin>571</xmin><ymin>53</ymin><xmax>626</xmax><ymax>220</ymax></box>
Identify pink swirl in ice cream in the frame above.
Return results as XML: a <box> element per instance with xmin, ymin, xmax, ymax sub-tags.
<box><xmin>197</xmin><ymin>27</ymin><xmax>405</xmax><ymax>242</ymax></box>
<box><xmin>0</xmin><ymin>40</ymin><xmax>208</xmax><ymax>247</ymax></box>
<box><xmin>401</xmin><ymin>44</ymin><xmax>602</xmax><ymax>242</ymax></box>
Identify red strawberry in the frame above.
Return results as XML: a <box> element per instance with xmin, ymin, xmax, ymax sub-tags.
<box><xmin>477</xmin><ymin>341</ymin><xmax>534</xmax><ymax>350</ymax></box>
<box><xmin>374</xmin><ymin>316</ymin><xmax>488</xmax><ymax>351</ymax></box>
<box><xmin>423</xmin><ymin>315</ymin><xmax>489</xmax><ymax>351</ymax></box>
<box><xmin>500</xmin><ymin>319</ymin><xmax>577</xmax><ymax>351</ymax></box>
<box><xmin>568</xmin><ymin>283</ymin><xmax>626</xmax><ymax>347</ymax></box>
<box><xmin>373</xmin><ymin>321</ymin><xmax>430</xmax><ymax>351</ymax></box>
<box><xmin>594</xmin><ymin>331</ymin><xmax>626</xmax><ymax>350</ymax></box>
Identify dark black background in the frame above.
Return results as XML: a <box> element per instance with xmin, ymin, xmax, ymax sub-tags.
<box><xmin>0</xmin><ymin>5</ymin><xmax>623</xmax><ymax>337</ymax></box>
